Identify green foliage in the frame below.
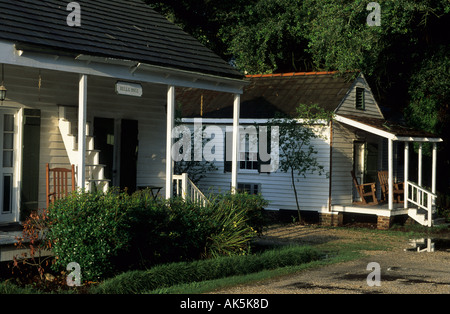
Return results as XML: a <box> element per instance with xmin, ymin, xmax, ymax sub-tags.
<box><xmin>214</xmin><ymin>192</ymin><xmax>268</xmax><ymax>235</ymax></box>
<box><xmin>404</xmin><ymin>45</ymin><xmax>450</xmax><ymax>140</ymax></box>
<box><xmin>46</xmin><ymin>190</ymin><xmax>132</xmax><ymax>281</ymax></box>
<box><xmin>224</xmin><ymin>0</ymin><xmax>311</xmax><ymax>74</ymax></box>
<box><xmin>91</xmin><ymin>245</ymin><xmax>321</xmax><ymax>294</ymax></box>
<box><xmin>0</xmin><ymin>281</ymin><xmax>40</xmax><ymax>294</ymax></box>
<box><xmin>45</xmin><ymin>189</ymin><xmax>267</xmax><ymax>282</ymax></box>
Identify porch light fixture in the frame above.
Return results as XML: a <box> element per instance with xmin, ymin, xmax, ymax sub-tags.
<box><xmin>0</xmin><ymin>64</ymin><xmax>6</xmax><ymax>102</ymax></box>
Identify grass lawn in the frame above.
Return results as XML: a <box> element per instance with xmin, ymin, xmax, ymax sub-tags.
<box><xmin>145</xmin><ymin>224</ymin><xmax>417</xmax><ymax>294</ymax></box>
<box><xmin>2</xmin><ymin>223</ymin><xmax>447</xmax><ymax>294</ymax></box>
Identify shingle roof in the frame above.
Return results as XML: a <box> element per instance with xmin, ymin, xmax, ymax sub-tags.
<box><xmin>0</xmin><ymin>0</ymin><xmax>242</xmax><ymax>79</ymax></box>
<box><xmin>178</xmin><ymin>72</ymin><xmax>355</xmax><ymax>118</ymax></box>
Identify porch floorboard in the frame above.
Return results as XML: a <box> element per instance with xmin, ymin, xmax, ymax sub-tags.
<box><xmin>331</xmin><ymin>202</ymin><xmax>410</xmax><ymax>217</ymax></box>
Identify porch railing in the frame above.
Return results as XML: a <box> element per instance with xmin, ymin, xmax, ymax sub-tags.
<box><xmin>405</xmin><ymin>180</ymin><xmax>436</xmax><ymax>227</ymax></box>
<box><xmin>173</xmin><ymin>173</ymin><xmax>209</xmax><ymax>207</ymax></box>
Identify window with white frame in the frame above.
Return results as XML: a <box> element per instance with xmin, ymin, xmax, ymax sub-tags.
<box><xmin>238</xmin><ymin>183</ymin><xmax>260</xmax><ymax>195</ymax></box>
<box><xmin>239</xmin><ymin>133</ymin><xmax>259</xmax><ymax>171</ymax></box>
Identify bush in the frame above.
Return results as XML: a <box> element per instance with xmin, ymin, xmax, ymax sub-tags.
<box><xmin>46</xmin><ymin>190</ymin><xmax>132</xmax><ymax>281</ymax></box>
<box><xmin>91</xmin><ymin>245</ymin><xmax>321</xmax><ymax>294</ymax></box>
<box><xmin>213</xmin><ymin>192</ymin><xmax>268</xmax><ymax>234</ymax></box>
<box><xmin>46</xmin><ymin>189</ymin><xmax>268</xmax><ymax>282</ymax></box>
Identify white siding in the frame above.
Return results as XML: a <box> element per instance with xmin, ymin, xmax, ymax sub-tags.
<box><xmin>181</xmin><ymin>122</ymin><xmax>331</xmax><ymax>212</ymax></box>
<box><xmin>330</xmin><ymin>121</ymin><xmax>354</xmax><ymax>205</ymax></box>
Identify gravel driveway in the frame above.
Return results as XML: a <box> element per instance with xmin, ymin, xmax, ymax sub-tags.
<box><xmin>214</xmin><ymin>225</ymin><xmax>450</xmax><ymax>294</ymax></box>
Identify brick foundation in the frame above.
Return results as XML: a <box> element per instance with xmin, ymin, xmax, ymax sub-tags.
<box><xmin>319</xmin><ymin>213</ymin><xmax>342</xmax><ymax>227</ymax></box>
<box><xmin>377</xmin><ymin>216</ymin><xmax>393</xmax><ymax>230</ymax></box>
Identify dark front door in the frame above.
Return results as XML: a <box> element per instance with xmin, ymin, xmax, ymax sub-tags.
<box><xmin>120</xmin><ymin>119</ymin><xmax>138</xmax><ymax>193</ymax></box>
<box><xmin>94</xmin><ymin>118</ymin><xmax>138</xmax><ymax>193</ymax></box>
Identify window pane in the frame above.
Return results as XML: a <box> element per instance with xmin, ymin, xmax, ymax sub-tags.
<box><xmin>3</xmin><ymin>151</ymin><xmax>13</xmax><ymax>167</ymax></box>
<box><xmin>4</xmin><ymin>114</ymin><xmax>14</xmax><ymax>132</ymax></box>
<box><xmin>3</xmin><ymin>133</ymin><xmax>13</xmax><ymax>149</ymax></box>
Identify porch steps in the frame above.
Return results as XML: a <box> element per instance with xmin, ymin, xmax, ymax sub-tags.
<box><xmin>408</xmin><ymin>208</ymin><xmax>444</xmax><ymax>227</ymax></box>
<box><xmin>58</xmin><ymin>105</ymin><xmax>110</xmax><ymax>192</ymax></box>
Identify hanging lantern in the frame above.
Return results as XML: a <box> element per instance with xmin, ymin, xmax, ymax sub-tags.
<box><xmin>0</xmin><ymin>84</ymin><xmax>6</xmax><ymax>101</ymax></box>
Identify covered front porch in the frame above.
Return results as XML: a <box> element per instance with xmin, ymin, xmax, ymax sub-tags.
<box><xmin>329</xmin><ymin>114</ymin><xmax>443</xmax><ymax>228</ymax></box>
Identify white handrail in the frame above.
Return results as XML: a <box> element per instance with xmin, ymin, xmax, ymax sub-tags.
<box><xmin>173</xmin><ymin>173</ymin><xmax>209</xmax><ymax>206</ymax></box>
<box><xmin>406</xmin><ymin>180</ymin><xmax>436</xmax><ymax>227</ymax></box>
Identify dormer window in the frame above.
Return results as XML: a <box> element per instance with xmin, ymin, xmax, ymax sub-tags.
<box><xmin>355</xmin><ymin>87</ymin><xmax>365</xmax><ymax>110</ymax></box>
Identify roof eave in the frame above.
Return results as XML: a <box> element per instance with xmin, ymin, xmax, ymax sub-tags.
<box><xmin>4</xmin><ymin>40</ymin><xmax>246</xmax><ymax>94</ymax></box>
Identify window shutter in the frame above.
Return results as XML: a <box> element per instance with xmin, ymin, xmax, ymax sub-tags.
<box><xmin>355</xmin><ymin>87</ymin><xmax>365</xmax><ymax>110</ymax></box>
<box><xmin>224</xmin><ymin>130</ymin><xmax>232</xmax><ymax>173</ymax></box>
<box><xmin>20</xmin><ymin>109</ymin><xmax>41</xmax><ymax>220</ymax></box>
<box><xmin>258</xmin><ymin>125</ymin><xmax>271</xmax><ymax>173</ymax></box>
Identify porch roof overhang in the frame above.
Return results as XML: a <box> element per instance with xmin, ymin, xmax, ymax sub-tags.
<box><xmin>0</xmin><ymin>40</ymin><xmax>247</xmax><ymax>94</ymax></box>
<box><xmin>335</xmin><ymin>114</ymin><xmax>443</xmax><ymax>143</ymax></box>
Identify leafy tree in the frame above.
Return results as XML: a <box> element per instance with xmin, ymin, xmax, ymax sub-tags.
<box><xmin>223</xmin><ymin>0</ymin><xmax>313</xmax><ymax>74</ymax></box>
<box><xmin>146</xmin><ymin>0</ymin><xmax>250</xmax><ymax>62</ymax></box>
<box><xmin>303</xmin><ymin>0</ymin><xmax>450</xmax><ymax>113</ymax></box>
<box><xmin>269</xmin><ymin>104</ymin><xmax>333</xmax><ymax>221</ymax></box>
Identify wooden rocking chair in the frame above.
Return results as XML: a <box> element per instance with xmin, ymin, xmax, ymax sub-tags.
<box><xmin>46</xmin><ymin>163</ymin><xmax>76</xmax><ymax>208</ymax></box>
<box><xmin>377</xmin><ymin>170</ymin><xmax>404</xmax><ymax>203</ymax></box>
<box><xmin>351</xmin><ymin>171</ymin><xmax>378</xmax><ymax>205</ymax></box>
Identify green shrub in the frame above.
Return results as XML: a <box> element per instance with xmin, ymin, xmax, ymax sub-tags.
<box><xmin>204</xmin><ymin>197</ymin><xmax>257</xmax><ymax>258</ymax></box>
<box><xmin>46</xmin><ymin>189</ymin><xmax>269</xmax><ymax>282</ymax></box>
<box><xmin>0</xmin><ymin>281</ymin><xmax>40</xmax><ymax>294</ymax></box>
<box><xmin>213</xmin><ymin>192</ymin><xmax>268</xmax><ymax>234</ymax></box>
<box><xmin>46</xmin><ymin>190</ymin><xmax>132</xmax><ymax>281</ymax></box>
<box><xmin>91</xmin><ymin>245</ymin><xmax>321</xmax><ymax>294</ymax></box>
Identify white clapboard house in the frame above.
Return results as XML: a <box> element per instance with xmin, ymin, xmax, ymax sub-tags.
<box><xmin>0</xmin><ymin>0</ymin><xmax>247</xmax><ymax>228</ymax></box>
<box><xmin>177</xmin><ymin>72</ymin><xmax>443</xmax><ymax>229</ymax></box>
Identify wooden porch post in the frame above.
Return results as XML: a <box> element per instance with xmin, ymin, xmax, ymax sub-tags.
<box><xmin>77</xmin><ymin>74</ymin><xmax>87</xmax><ymax>190</ymax></box>
<box><xmin>231</xmin><ymin>93</ymin><xmax>240</xmax><ymax>194</ymax></box>
<box><xmin>418</xmin><ymin>142</ymin><xmax>423</xmax><ymax>186</ymax></box>
<box><xmin>166</xmin><ymin>85</ymin><xmax>175</xmax><ymax>199</ymax></box>
<box><xmin>388</xmin><ymin>138</ymin><xmax>394</xmax><ymax>210</ymax></box>
<box><xmin>432</xmin><ymin>142</ymin><xmax>437</xmax><ymax>194</ymax></box>
<box><xmin>404</xmin><ymin>142</ymin><xmax>409</xmax><ymax>209</ymax></box>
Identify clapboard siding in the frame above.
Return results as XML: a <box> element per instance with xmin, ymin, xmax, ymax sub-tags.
<box><xmin>330</xmin><ymin>121</ymin><xmax>354</xmax><ymax>205</ymax></box>
<box><xmin>180</xmin><ymin>122</ymin><xmax>331</xmax><ymax>212</ymax></box>
<box><xmin>3</xmin><ymin>64</ymin><xmax>167</xmax><ymax>210</ymax></box>
<box><xmin>335</xmin><ymin>74</ymin><xmax>384</xmax><ymax>119</ymax></box>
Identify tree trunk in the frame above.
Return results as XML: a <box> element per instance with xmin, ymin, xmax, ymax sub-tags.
<box><xmin>291</xmin><ymin>168</ymin><xmax>301</xmax><ymax>222</ymax></box>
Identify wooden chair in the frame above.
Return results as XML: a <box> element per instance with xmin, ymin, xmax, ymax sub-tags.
<box><xmin>351</xmin><ymin>171</ymin><xmax>378</xmax><ymax>205</ymax></box>
<box><xmin>377</xmin><ymin>170</ymin><xmax>404</xmax><ymax>203</ymax></box>
<box><xmin>46</xmin><ymin>163</ymin><xmax>75</xmax><ymax>208</ymax></box>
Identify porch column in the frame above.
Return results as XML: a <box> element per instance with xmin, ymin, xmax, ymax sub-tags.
<box><xmin>404</xmin><ymin>142</ymin><xmax>409</xmax><ymax>209</ymax></box>
<box><xmin>231</xmin><ymin>93</ymin><xmax>240</xmax><ymax>194</ymax></box>
<box><xmin>165</xmin><ymin>85</ymin><xmax>175</xmax><ymax>199</ymax></box>
<box><xmin>77</xmin><ymin>74</ymin><xmax>87</xmax><ymax>190</ymax></box>
<box><xmin>388</xmin><ymin>138</ymin><xmax>394</xmax><ymax>210</ymax></box>
<box><xmin>432</xmin><ymin>142</ymin><xmax>437</xmax><ymax>194</ymax></box>
<box><xmin>418</xmin><ymin>143</ymin><xmax>423</xmax><ymax>186</ymax></box>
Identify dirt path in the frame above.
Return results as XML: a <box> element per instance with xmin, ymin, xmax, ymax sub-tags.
<box><xmin>213</xmin><ymin>224</ymin><xmax>450</xmax><ymax>294</ymax></box>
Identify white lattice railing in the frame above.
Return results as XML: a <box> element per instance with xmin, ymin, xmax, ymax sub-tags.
<box><xmin>406</xmin><ymin>180</ymin><xmax>436</xmax><ymax>227</ymax></box>
<box><xmin>173</xmin><ymin>173</ymin><xmax>209</xmax><ymax>206</ymax></box>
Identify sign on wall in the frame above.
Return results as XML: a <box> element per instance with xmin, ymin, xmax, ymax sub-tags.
<box><xmin>115</xmin><ymin>81</ymin><xmax>143</xmax><ymax>97</ymax></box>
